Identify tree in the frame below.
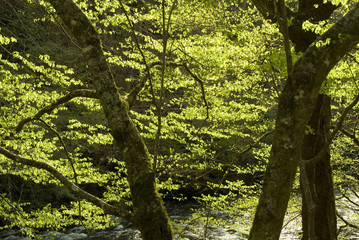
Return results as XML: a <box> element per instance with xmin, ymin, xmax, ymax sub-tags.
<box><xmin>249</xmin><ymin>2</ymin><xmax>359</xmax><ymax>239</ymax></box>
<box><xmin>1</xmin><ymin>1</ymin><xmax>275</xmax><ymax>238</ymax></box>
<box><xmin>5</xmin><ymin>0</ymin><xmax>359</xmax><ymax>239</ymax></box>
<box><xmin>250</xmin><ymin>0</ymin><xmax>339</xmax><ymax>238</ymax></box>
<box><xmin>0</xmin><ymin>0</ymin><xmax>173</xmax><ymax>239</ymax></box>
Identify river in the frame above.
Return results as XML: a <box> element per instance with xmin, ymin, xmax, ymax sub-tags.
<box><xmin>1</xmin><ymin>197</ymin><xmax>359</xmax><ymax>240</ymax></box>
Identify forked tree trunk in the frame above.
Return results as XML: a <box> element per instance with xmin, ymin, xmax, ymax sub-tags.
<box><xmin>47</xmin><ymin>0</ymin><xmax>173</xmax><ymax>239</ymax></box>
<box><xmin>301</xmin><ymin>94</ymin><xmax>336</xmax><ymax>240</ymax></box>
<box><xmin>249</xmin><ymin>4</ymin><xmax>359</xmax><ymax>239</ymax></box>
<box><xmin>249</xmin><ymin>1</ymin><xmax>338</xmax><ymax>237</ymax></box>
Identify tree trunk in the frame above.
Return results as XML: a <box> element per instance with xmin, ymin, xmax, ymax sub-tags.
<box><xmin>301</xmin><ymin>94</ymin><xmax>336</xmax><ymax>240</ymax></box>
<box><xmin>249</xmin><ymin>1</ymin><xmax>340</xmax><ymax>239</ymax></box>
<box><xmin>47</xmin><ymin>0</ymin><xmax>173</xmax><ymax>239</ymax></box>
<box><xmin>249</xmin><ymin>4</ymin><xmax>359</xmax><ymax>239</ymax></box>
<box><xmin>248</xmin><ymin>77</ymin><xmax>318</xmax><ymax>240</ymax></box>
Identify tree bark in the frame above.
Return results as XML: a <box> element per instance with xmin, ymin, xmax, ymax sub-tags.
<box><xmin>248</xmin><ymin>4</ymin><xmax>359</xmax><ymax>239</ymax></box>
<box><xmin>301</xmin><ymin>94</ymin><xmax>336</xmax><ymax>240</ymax></box>
<box><xmin>250</xmin><ymin>1</ymin><xmax>340</xmax><ymax>239</ymax></box>
<box><xmin>46</xmin><ymin>0</ymin><xmax>173</xmax><ymax>239</ymax></box>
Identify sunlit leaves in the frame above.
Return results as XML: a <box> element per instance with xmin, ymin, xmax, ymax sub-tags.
<box><xmin>302</xmin><ymin>20</ymin><xmax>329</xmax><ymax>35</ymax></box>
<box><xmin>0</xmin><ymin>33</ymin><xmax>17</xmax><ymax>45</ymax></box>
<box><xmin>0</xmin><ymin>0</ymin><xmax>287</xmax><ymax>236</ymax></box>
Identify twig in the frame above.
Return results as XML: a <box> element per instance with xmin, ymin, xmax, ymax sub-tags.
<box><xmin>216</xmin><ymin>130</ymin><xmax>273</xmax><ymax>183</ymax></box>
<box><xmin>48</xmin><ymin>10</ymin><xmax>82</xmax><ymax>50</ymax></box>
<box><xmin>274</xmin><ymin>0</ymin><xmax>292</xmax><ymax>76</ymax></box>
<box><xmin>37</xmin><ymin>119</ymin><xmax>78</xmax><ymax>183</ymax></box>
<box><xmin>338</xmin><ymin>187</ymin><xmax>359</xmax><ymax>208</ymax></box>
<box><xmin>177</xmin><ymin>42</ymin><xmax>206</xmax><ymax>67</ymax></box>
<box><xmin>0</xmin><ymin>193</ymin><xmax>42</xmax><ymax>239</ymax></box>
<box><xmin>195</xmin><ymin>130</ymin><xmax>273</xmax><ymax>180</ymax></box>
<box><xmin>118</xmin><ymin>0</ymin><xmax>157</xmax><ymax>109</ymax></box>
<box><xmin>127</xmin><ymin>60</ymin><xmax>210</xmax><ymax>118</ymax></box>
<box><xmin>38</xmin><ymin>119</ymin><xmax>90</xmax><ymax>234</ymax></box>
<box><xmin>182</xmin><ymin>64</ymin><xmax>209</xmax><ymax>120</ymax></box>
<box><xmin>0</xmin><ymin>193</ymin><xmax>28</xmax><ymax>220</ymax></box>
<box><xmin>340</xmin><ymin>128</ymin><xmax>359</xmax><ymax>146</ymax></box>
<box><xmin>351</xmin><ymin>187</ymin><xmax>359</xmax><ymax>200</ymax></box>
<box><xmin>337</xmin><ymin>211</ymin><xmax>359</xmax><ymax>229</ymax></box>
<box><xmin>282</xmin><ymin>213</ymin><xmax>300</xmax><ymax>229</ymax></box>
<box><xmin>153</xmin><ymin>0</ymin><xmax>173</xmax><ymax>172</ymax></box>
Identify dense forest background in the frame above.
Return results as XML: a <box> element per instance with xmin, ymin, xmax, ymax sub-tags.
<box><xmin>1</xmin><ymin>0</ymin><xmax>359</xmax><ymax>239</ymax></box>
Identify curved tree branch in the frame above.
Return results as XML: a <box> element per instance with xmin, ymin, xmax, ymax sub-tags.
<box><xmin>0</xmin><ymin>146</ymin><xmax>133</xmax><ymax>221</ymax></box>
<box><xmin>340</xmin><ymin>128</ymin><xmax>359</xmax><ymax>146</ymax></box>
<box><xmin>37</xmin><ymin>119</ymin><xmax>79</xmax><ymax>183</ymax></box>
<box><xmin>16</xmin><ymin>89</ymin><xmax>97</xmax><ymax>133</ymax></box>
<box><xmin>196</xmin><ymin>130</ymin><xmax>273</xmax><ymax>181</ymax></box>
<box><xmin>181</xmin><ymin>63</ymin><xmax>209</xmax><ymax>120</ymax></box>
<box><xmin>302</xmin><ymin>92</ymin><xmax>359</xmax><ymax>164</ymax></box>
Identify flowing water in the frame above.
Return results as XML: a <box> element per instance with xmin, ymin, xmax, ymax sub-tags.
<box><xmin>1</xmin><ymin>198</ymin><xmax>359</xmax><ymax>240</ymax></box>
<box><xmin>0</xmin><ymin>201</ymin><xmax>249</xmax><ymax>240</ymax></box>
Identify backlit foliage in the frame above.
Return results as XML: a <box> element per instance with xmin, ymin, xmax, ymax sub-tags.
<box><xmin>1</xmin><ymin>0</ymin><xmax>359</xmax><ymax>238</ymax></box>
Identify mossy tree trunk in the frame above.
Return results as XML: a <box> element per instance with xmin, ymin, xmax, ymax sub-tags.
<box><xmin>248</xmin><ymin>3</ymin><xmax>359</xmax><ymax>239</ymax></box>
<box><xmin>250</xmin><ymin>0</ymin><xmax>338</xmax><ymax>238</ymax></box>
<box><xmin>47</xmin><ymin>0</ymin><xmax>173</xmax><ymax>239</ymax></box>
<box><xmin>301</xmin><ymin>94</ymin><xmax>336</xmax><ymax>240</ymax></box>
<box><xmin>292</xmin><ymin>3</ymin><xmax>337</xmax><ymax>238</ymax></box>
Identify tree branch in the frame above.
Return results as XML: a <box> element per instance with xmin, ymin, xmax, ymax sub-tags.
<box><xmin>303</xmin><ymin>93</ymin><xmax>359</xmax><ymax>164</ymax></box>
<box><xmin>126</xmin><ymin>60</ymin><xmax>209</xmax><ymax>119</ymax></box>
<box><xmin>16</xmin><ymin>89</ymin><xmax>97</xmax><ymax>133</ymax></box>
<box><xmin>337</xmin><ymin>211</ymin><xmax>359</xmax><ymax>229</ymax></box>
<box><xmin>152</xmin><ymin>0</ymin><xmax>177</xmax><ymax>173</ymax></box>
<box><xmin>126</xmin><ymin>73</ymin><xmax>148</xmax><ymax>108</ymax></box>
<box><xmin>276</xmin><ymin>0</ymin><xmax>293</xmax><ymax>75</ymax></box>
<box><xmin>338</xmin><ymin>187</ymin><xmax>359</xmax><ymax>208</ymax></box>
<box><xmin>252</xmin><ymin>0</ymin><xmax>297</xmax><ymax>22</ymax></box>
<box><xmin>251</xmin><ymin>0</ymin><xmax>338</xmax><ymax>52</ymax></box>
<box><xmin>217</xmin><ymin>130</ymin><xmax>273</xmax><ymax>182</ymax></box>
<box><xmin>118</xmin><ymin>0</ymin><xmax>158</xmax><ymax>108</ymax></box>
<box><xmin>340</xmin><ymin>128</ymin><xmax>359</xmax><ymax>146</ymax></box>
<box><xmin>47</xmin><ymin>0</ymin><xmax>174</xmax><ymax>237</ymax></box>
<box><xmin>251</xmin><ymin>0</ymin><xmax>284</xmax><ymax>21</ymax></box>
<box><xmin>197</xmin><ymin>130</ymin><xmax>273</xmax><ymax>180</ymax></box>
<box><xmin>0</xmin><ymin>146</ymin><xmax>133</xmax><ymax>221</ymax></box>
<box><xmin>181</xmin><ymin>63</ymin><xmax>209</xmax><ymax>120</ymax></box>
<box><xmin>37</xmin><ymin>119</ymin><xmax>78</xmax><ymax>184</ymax></box>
